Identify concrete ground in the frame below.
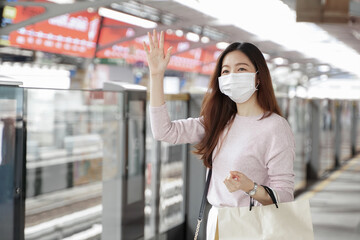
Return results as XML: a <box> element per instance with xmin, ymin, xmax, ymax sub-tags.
<box><xmin>296</xmin><ymin>156</ymin><xmax>360</xmax><ymax>240</ymax></box>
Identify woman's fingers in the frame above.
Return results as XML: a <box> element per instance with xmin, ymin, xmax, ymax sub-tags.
<box><xmin>159</xmin><ymin>31</ymin><xmax>164</xmax><ymax>50</ymax></box>
<box><xmin>165</xmin><ymin>46</ymin><xmax>172</xmax><ymax>64</ymax></box>
<box><xmin>148</xmin><ymin>32</ymin><xmax>154</xmax><ymax>50</ymax></box>
<box><xmin>223</xmin><ymin>179</ymin><xmax>231</xmax><ymax>189</ymax></box>
<box><xmin>143</xmin><ymin>41</ymin><xmax>149</xmax><ymax>55</ymax></box>
<box><xmin>147</xmin><ymin>30</ymin><xmax>164</xmax><ymax>52</ymax></box>
<box><xmin>223</xmin><ymin>179</ymin><xmax>235</xmax><ymax>192</ymax></box>
<box><xmin>230</xmin><ymin>171</ymin><xmax>241</xmax><ymax>178</ymax></box>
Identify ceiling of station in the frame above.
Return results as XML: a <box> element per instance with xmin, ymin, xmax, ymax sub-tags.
<box><xmin>139</xmin><ymin>0</ymin><xmax>349</xmax><ymax>79</ymax></box>
<box><xmin>281</xmin><ymin>0</ymin><xmax>360</xmax><ymax>56</ymax></box>
<box><xmin>1</xmin><ymin>0</ymin><xmax>360</xmax><ymax>82</ymax></box>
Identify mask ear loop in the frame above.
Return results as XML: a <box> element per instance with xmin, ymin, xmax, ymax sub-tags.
<box><xmin>255</xmin><ymin>71</ymin><xmax>260</xmax><ymax>90</ymax></box>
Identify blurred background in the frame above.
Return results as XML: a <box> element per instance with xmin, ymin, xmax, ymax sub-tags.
<box><xmin>0</xmin><ymin>0</ymin><xmax>359</xmax><ymax>240</ymax></box>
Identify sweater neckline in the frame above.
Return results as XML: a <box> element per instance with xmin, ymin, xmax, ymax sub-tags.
<box><xmin>235</xmin><ymin>112</ymin><xmax>265</xmax><ymax>121</ymax></box>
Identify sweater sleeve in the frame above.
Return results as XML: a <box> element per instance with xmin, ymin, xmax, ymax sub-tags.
<box><xmin>149</xmin><ymin>103</ymin><xmax>205</xmax><ymax>145</ymax></box>
<box><xmin>265</xmin><ymin>117</ymin><xmax>295</xmax><ymax>203</ymax></box>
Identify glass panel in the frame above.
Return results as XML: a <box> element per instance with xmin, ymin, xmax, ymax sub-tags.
<box><xmin>0</xmin><ymin>86</ymin><xmax>23</xmax><ymax>240</ymax></box>
<box><xmin>340</xmin><ymin>101</ymin><xmax>352</xmax><ymax>162</ymax></box>
<box><xmin>276</xmin><ymin>97</ymin><xmax>289</xmax><ymax>118</ymax></box>
<box><xmin>319</xmin><ymin>99</ymin><xmax>336</xmax><ymax>173</ymax></box>
<box><xmin>101</xmin><ymin>90</ymin><xmax>146</xmax><ymax>240</ymax></box>
<box><xmin>127</xmin><ymin>100</ymin><xmax>145</xmax><ymax>205</ymax></box>
<box><xmin>123</xmin><ymin>97</ymin><xmax>145</xmax><ymax>239</ymax></box>
<box><xmin>25</xmin><ymin>89</ymin><xmax>105</xmax><ymax>240</ymax></box>
<box><xmin>287</xmin><ymin>97</ymin><xmax>308</xmax><ymax>189</ymax></box>
<box><xmin>159</xmin><ymin>100</ymin><xmax>187</xmax><ymax>233</ymax></box>
<box><xmin>144</xmin><ymin>99</ymin><xmax>188</xmax><ymax>238</ymax></box>
<box><xmin>144</xmin><ymin>101</ymin><xmax>158</xmax><ymax>240</ymax></box>
<box><xmin>101</xmin><ymin>91</ymin><xmax>123</xmax><ymax>240</ymax></box>
<box><xmin>356</xmin><ymin>102</ymin><xmax>360</xmax><ymax>152</ymax></box>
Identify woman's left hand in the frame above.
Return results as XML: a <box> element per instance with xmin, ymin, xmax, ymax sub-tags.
<box><xmin>223</xmin><ymin>171</ymin><xmax>255</xmax><ymax>193</ymax></box>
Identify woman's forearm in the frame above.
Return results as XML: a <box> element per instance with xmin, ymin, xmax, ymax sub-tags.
<box><xmin>150</xmin><ymin>73</ymin><xmax>165</xmax><ymax>107</ymax></box>
<box><xmin>224</xmin><ymin>172</ymin><xmax>275</xmax><ymax>206</ymax></box>
<box><xmin>249</xmin><ymin>185</ymin><xmax>274</xmax><ymax>205</ymax></box>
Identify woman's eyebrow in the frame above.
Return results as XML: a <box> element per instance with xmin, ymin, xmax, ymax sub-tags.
<box><xmin>222</xmin><ymin>63</ymin><xmax>250</xmax><ymax>68</ymax></box>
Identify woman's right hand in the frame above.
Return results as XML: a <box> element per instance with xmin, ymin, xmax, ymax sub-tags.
<box><xmin>143</xmin><ymin>29</ymin><xmax>173</xmax><ymax>76</ymax></box>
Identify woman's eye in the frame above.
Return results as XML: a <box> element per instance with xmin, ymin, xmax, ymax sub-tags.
<box><xmin>238</xmin><ymin>68</ymin><xmax>246</xmax><ymax>71</ymax></box>
<box><xmin>222</xmin><ymin>70</ymin><xmax>229</xmax><ymax>74</ymax></box>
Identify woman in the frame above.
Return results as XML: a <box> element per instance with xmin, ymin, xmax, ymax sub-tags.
<box><xmin>143</xmin><ymin>29</ymin><xmax>295</xmax><ymax>240</ymax></box>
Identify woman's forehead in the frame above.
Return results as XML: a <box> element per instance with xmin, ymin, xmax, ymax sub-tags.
<box><xmin>222</xmin><ymin>51</ymin><xmax>253</xmax><ymax>67</ymax></box>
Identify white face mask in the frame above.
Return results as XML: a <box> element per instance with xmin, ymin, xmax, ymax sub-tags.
<box><xmin>218</xmin><ymin>72</ymin><xmax>259</xmax><ymax>103</ymax></box>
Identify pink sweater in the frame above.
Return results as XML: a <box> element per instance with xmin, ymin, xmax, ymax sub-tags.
<box><xmin>150</xmin><ymin>103</ymin><xmax>295</xmax><ymax>207</ymax></box>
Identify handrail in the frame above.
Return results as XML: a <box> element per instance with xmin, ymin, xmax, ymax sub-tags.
<box><xmin>147</xmin><ymin>93</ymin><xmax>190</xmax><ymax>101</ymax></box>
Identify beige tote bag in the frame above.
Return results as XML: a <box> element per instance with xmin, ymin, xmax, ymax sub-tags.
<box><xmin>217</xmin><ymin>186</ymin><xmax>314</xmax><ymax>240</ymax></box>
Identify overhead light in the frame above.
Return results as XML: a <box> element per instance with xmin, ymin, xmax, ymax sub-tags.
<box><xmin>47</xmin><ymin>0</ymin><xmax>75</xmax><ymax>3</ymax></box>
<box><xmin>166</xmin><ymin>29</ymin><xmax>174</xmax><ymax>35</ymax></box>
<box><xmin>320</xmin><ymin>74</ymin><xmax>328</xmax><ymax>81</ymax></box>
<box><xmin>296</xmin><ymin>85</ymin><xmax>308</xmax><ymax>98</ymax></box>
<box><xmin>273</xmin><ymin>57</ymin><xmax>288</xmax><ymax>65</ymax></box>
<box><xmin>175</xmin><ymin>30</ymin><xmax>183</xmax><ymax>37</ymax></box>
<box><xmin>98</xmin><ymin>7</ymin><xmax>157</xmax><ymax>29</ymax></box>
<box><xmin>201</xmin><ymin>36</ymin><xmax>210</xmax><ymax>43</ymax></box>
<box><xmin>291</xmin><ymin>63</ymin><xmax>301</xmax><ymax>69</ymax></box>
<box><xmin>318</xmin><ymin>65</ymin><xmax>330</xmax><ymax>72</ymax></box>
<box><xmin>87</xmin><ymin>8</ymin><xmax>96</xmax><ymax>13</ymax></box>
<box><xmin>186</xmin><ymin>32</ymin><xmax>200</xmax><ymax>42</ymax></box>
<box><xmin>216</xmin><ymin>42</ymin><xmax>229</xmax><ymax>50</ymax></box>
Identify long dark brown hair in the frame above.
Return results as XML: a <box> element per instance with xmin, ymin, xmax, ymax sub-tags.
<box><xmin>194</xmin><ymin>42</ymin><xmax>282</xmax><ymax>168</ymax></box>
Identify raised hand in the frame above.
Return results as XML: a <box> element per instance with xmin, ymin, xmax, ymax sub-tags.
<box><xmin>143</xmin><ymin>29</ymin><xmax>173</xmax><ymax>76</ymax></box>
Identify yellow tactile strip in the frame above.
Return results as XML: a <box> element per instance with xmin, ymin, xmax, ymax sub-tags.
<box><xmin>297</xmin><ymin>155</ymin><xmax>360</xmax><ymax>201</ymax></box>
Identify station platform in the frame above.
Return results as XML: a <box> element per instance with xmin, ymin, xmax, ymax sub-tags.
<box><xmin>297</xmin><ymin>156</ymin><xmax>360</xmax><ymax>240</ymax></box>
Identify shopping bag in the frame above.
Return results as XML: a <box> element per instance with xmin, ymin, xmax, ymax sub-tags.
<box><xmin>217</xmin><ymin>189</ymin><xmax>314</xmax><ymax>240</ymax></box>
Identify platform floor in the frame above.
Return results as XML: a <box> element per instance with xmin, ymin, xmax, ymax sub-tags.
<box><xmin>297</xmin><ymin>156</ymin><xmax>360</xmax><ymax>240</ymax></box>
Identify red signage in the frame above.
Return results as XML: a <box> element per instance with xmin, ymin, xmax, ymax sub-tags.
<box><xmin>5</xmin><ymin>5</ymin><xmax>222</xmax><ymax>74</ymax></box>
<box><xmin>11</xmin><ymin>5</ymin><xmax>46</xmax><ymax>24</ymax></box>
<box><xmin>96</xmin><ymin>32</ymin><xmax>221</xmax><ymax>74</ymax></box>
<box><xmin>198</xmin><ymin>45</ymin><xmax>222</xmax><ymax>75</ymax></box>
<box><xmin>8</xmin><ymin>10</ymin><xmax>100</xmax><ymax>58</ymax></box>
<box><xmin>97</xmin><ymin>17</ymin><xmax>135</xmax><ymax>46</ymax></box>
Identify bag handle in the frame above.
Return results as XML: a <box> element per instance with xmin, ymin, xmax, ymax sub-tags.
<box><xmin>195</xmin><ymin>169</ymin><xmax>280</xmax><ymax>239</ymax></box>
<box><xmin>250</xmin><ymin>185</ymin><xmax>279</xmax><ymax>211</ymax></box>
<box><xmin>194</xmin><ymin>168</ymin><xmax>212</xmax><ymax>240</ymax></box>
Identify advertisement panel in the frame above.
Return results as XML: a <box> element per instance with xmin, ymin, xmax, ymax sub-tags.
<box><xmin>7</xmin><ymin>8</ymin><xmax>100</xmax><ymax>58</ymax></box>
<box><xmin>96</xmin><ymin>32</ymin><xmax>220</xmax><ymax>74</ymax></box>
<box><xmin>2</xmin><ymin>4</ymin><xmax>221</xmax><ymax>74</ymax></box>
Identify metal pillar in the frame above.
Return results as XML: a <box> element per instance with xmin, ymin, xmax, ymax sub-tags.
<box><xmin>307</xmin><ymin>99</ymin><xmax>321</xmax><ymax>180</ymax></box>
<box><xmin>334</xmin><ymin>101</ymin><xmax>342</xmax><ymax>167</ymax></box>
